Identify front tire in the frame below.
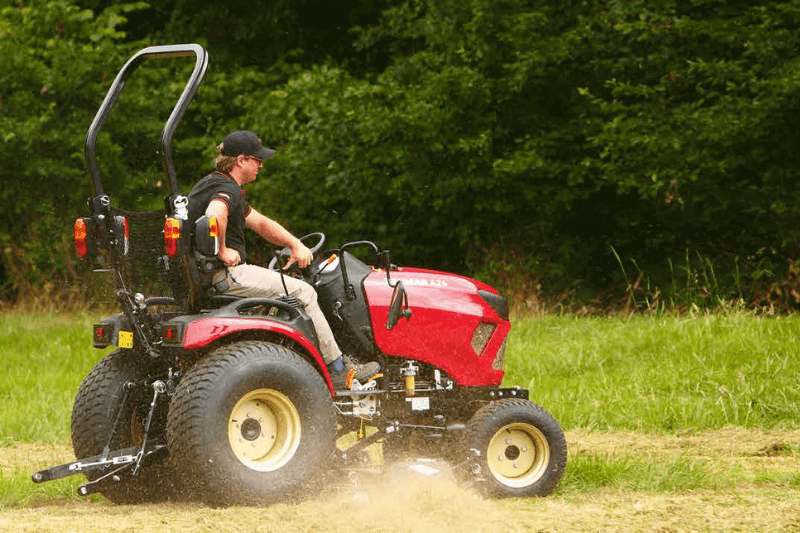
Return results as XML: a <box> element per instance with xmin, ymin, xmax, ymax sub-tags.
<box><xmin>71</xmin><ymin>349</ymin><xmax>174</xmax><ymax>503</ymax></box>
<box><xmin>466</xmin><ymin>399</ymin><xmax>566</xmax><ymax>498</ymax></box>
<box><xmin>166</xmin><ymin>341</ymin><xmax>337</xmax><ymax>505</ymax></box>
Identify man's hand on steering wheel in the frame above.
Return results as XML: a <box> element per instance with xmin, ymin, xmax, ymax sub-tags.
<box><xmin>268</xmin><ymin>233</ymin><xmax>326</xmax><ymax>273</ymax></box>
<box><xmin>283</xmin><ymin>241</ymin><xmax>313</xmax><ymax>270</ymax></box>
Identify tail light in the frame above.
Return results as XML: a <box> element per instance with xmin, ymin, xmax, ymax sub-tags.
<box><xmin>160</xmin><ymin>323</ymin><xmax>184</xmax><ymax>346</ymax></box>
<box><xmin>164</xmin><ymin>217</ymin><xmax>184</xmax><ymax>257</ymax></box>
<box><xmin>93</xmin><ymin>323</ymin><xmax>112</xmax><ymax>347</ymax></box>
<box><xmin>74</xmin><ymin>218</ymin><xmax>92</xmax><ymax>258</ymax></box>
<box><xmin>74</xmin><ymin>216</ymin><xmax>127</xmax><ymax>259</ymax></box>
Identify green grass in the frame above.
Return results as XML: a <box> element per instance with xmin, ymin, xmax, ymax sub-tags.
<box><xmin>503</xmin><ymin>311</ymin><xmax>800</xmax><ymax>431</ymax></box>
<box><xmin>4</xmin><ymin>309</ymin><xmax>800</xmax><ymax>444</ymax></box>
<box><xmin>1</xmin><ymin>312</ymin><xmax>111</xmax><ymax>445</ymax></box>
<box><xmin>561</xmin><ymin>454</ymin><xmax>729</xmax><ymax>493</ymax></box>
<box><xmin>3</xmin><ymin>309</ymin><xmax>800</xmax><ymax>508</ymax></box>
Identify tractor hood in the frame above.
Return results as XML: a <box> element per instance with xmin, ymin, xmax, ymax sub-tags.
<box><xmin>364</xmin><ymin>267</ymin><xmax>509</xmax><ymax>386</ymax></box>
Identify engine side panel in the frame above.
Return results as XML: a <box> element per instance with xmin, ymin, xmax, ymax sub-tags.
<box><xmin>315</xmin><ymin>252</ymin><xmax>377</xmax><ymax>359</ymax></box>
<box><xmin>365</xmin><ymin>268</ymin><xmax>509</xmax><ymax>386</ymax></box>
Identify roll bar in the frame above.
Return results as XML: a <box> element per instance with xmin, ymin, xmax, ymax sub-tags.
<box><xmin>84</xmin><ymin>44</ymin><xmax>209</xmax><ymax>197</ymax></box>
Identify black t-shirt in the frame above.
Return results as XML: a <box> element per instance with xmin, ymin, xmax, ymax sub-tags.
<box><xmin>187</xmin><ymin>170</ymin><xmax>252</xmax><ymax>262</ymax></box>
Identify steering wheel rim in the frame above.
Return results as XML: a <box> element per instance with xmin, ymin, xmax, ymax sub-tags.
<box><xmin>267</xmin><ymin>232</ymin><xmax>326</xmax><ymax>271</ymax></box>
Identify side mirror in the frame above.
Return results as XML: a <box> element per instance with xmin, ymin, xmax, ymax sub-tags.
<box><xmin>194</xmin><ymin>216</ymin><xmax>219</xmax><ymax>257</ymax></box>
<box><xmin>386</xmin><ymin>281</ymin><xmax>412</xmax><ymax>330</ymax></box>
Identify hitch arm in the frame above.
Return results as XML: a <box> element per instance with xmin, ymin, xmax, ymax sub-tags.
<box><xmin>32</xmin><ymin>380</ymin><xmax>169</xmax><ymax>495</ymax></box>
<box><xmin>31</xmin><ymin>446</ymin><xmax>144</xmax><ymax>484</ymax></box>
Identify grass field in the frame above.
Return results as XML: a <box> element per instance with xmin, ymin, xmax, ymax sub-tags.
<box><xmin>506</xmin><ymin>311</ymin><xmax>800</xmax><ymax>431</ymax></box>
<box><xmin>2</xmin><ymin>309</ymin><xmax>800</xmax><ymax>530</ymax></box>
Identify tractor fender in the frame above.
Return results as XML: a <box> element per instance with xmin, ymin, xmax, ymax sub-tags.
<box><xmin>179</xmin><ymin>317</ymin><xmax>335</xmax><ymax>393</ymax></box>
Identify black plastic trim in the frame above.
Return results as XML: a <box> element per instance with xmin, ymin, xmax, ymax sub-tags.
<box><xmin>478</xmin><ymin>290</ymin><xmax>509</xmax><ymax>320</ymax></box>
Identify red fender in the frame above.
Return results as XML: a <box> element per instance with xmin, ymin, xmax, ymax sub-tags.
<box><xmin>181</xmin><ymin>317</ymin><xmax>335</xmax><ymax>393</ymax></box>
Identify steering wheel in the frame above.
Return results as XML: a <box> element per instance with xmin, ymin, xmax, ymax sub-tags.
<box><xmin>267</xmin><ymin>232</ymin><xmax>327</xmax><ymax>272</ymax></box>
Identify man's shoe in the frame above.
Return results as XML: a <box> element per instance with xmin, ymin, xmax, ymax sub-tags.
<box><xmin>342</xmin><ymin>355</ymin><xmax>381</xmax><ymax>383</ymax></box>
<box><xmin>331</xmin><ymin>356</ymin><xmax>381</xmax><ymax>390</ymax></box>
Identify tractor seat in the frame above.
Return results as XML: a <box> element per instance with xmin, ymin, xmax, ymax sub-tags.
<box><xmin>208</xmin><ymin>293</ymin><xmax>243</xmax><ymax>307</ymax></box>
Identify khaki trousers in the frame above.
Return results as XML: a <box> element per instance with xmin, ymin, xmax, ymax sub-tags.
<box><xmin>213</xmin><ymin>264</ymin><xmax>342</xmax><ymax>363</ymax></box>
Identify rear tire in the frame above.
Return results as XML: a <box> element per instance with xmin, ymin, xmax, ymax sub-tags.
<box><xmin>166</xmin><ymin>341</ymin><xmax>337</xmax><ymax>505</ymax></box>
<box><xmin>71</xmin><ymin>349</ymin><xmax>175</xmax><ymax>503</ymax></box>
<box><xmin>466</xmin><ymin>399</ymin><xmax>566</xmax><ymax>498</ymax></box>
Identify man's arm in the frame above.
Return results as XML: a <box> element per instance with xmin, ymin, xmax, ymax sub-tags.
<box><xmin>205</xmin><ymin>199</ymin><xmax>241</xmax><ymax>267</ymax></box>
<box><xmin>245</xmin><ymin>207</ymin><xmax>312</xmax><ymax>269</ymax></box>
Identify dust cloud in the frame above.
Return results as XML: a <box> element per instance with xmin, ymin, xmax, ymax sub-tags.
<box><xmin>293</xmin><ymin>458</ymin><xmax>522</xmax><ymax>533</ymax></box>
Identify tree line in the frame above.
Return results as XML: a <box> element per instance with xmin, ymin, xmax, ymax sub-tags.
<box><xmin>3</xmin><ymin>0</ymin><xmax>800</xmax><ymax>309</ymax></box>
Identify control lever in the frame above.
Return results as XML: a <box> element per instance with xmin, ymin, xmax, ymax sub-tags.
<box><xmin>274</xmin><ymin>250</ymin><xmax>302</xmax><ymax>309</ymax></box>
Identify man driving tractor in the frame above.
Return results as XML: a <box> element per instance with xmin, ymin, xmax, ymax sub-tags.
<box><xmin>186</xmin><ymin>130</ymin><xmax>381</xmax><ymax>389</ymax></box>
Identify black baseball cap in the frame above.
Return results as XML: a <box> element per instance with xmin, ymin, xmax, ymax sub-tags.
<box><xmin>221</xmin><ymin>130</ymin><xmax>276</xmax><ymax>160</ymax></box>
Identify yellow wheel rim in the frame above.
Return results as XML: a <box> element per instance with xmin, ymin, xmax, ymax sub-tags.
<box><xmin>227</xmin><ymin>389</ymin><xmax>301</xmax><ymax>472</ymax></box>
<box><xmin>486</xmin><ymin>423</ymin><xmax>549</xmax><ymax>488</ymax></box>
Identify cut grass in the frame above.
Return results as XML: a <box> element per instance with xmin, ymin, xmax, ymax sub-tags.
<box><xmin>5</xmin><ymin>427</ymin><xmax>800</xmax><ymax>511</ymax></box>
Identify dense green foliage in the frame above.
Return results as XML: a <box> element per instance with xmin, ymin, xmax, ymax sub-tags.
<box><xmin>3</xmin><ymin>0</ymin><xmax>800</xmax><ymax>307</ymax></box>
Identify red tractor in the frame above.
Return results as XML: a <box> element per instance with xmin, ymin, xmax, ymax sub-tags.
<box><xmin>33</xmin><ymin>44</ymin><xmax>566</xmax><ymax>505</ymax></box>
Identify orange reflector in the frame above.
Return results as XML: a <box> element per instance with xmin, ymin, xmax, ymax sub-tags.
<box><xmin>208</xmin><ymin>216</ymin><xmax>218</xmax><ymax>238</ymax></box>
<box><xmin>74</xmin><ymin>218</ymin><xmax>89</xmax><ymax>258</ymax></box>
<box><xmin>164</xmin><ymin>218</ymin><xmax>181</xmax><ymax>257</ymax></box>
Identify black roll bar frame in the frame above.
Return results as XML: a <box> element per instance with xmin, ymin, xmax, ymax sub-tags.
<box><xmin>84</xmin><ymin>44</ymin><xmax>209</xmax><ymax>197</ymax></box>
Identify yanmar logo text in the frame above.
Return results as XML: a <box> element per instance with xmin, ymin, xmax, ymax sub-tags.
<box><xmin>402</xmin><ymin>278</ymin><xmax>449</xmax><ymax>287</ymax></box>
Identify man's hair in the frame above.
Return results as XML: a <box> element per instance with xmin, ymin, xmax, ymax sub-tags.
<box><xmin>215</xmin><ymin>143</ymin><xmax>237</xmax><ymax>173</ymax></box>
